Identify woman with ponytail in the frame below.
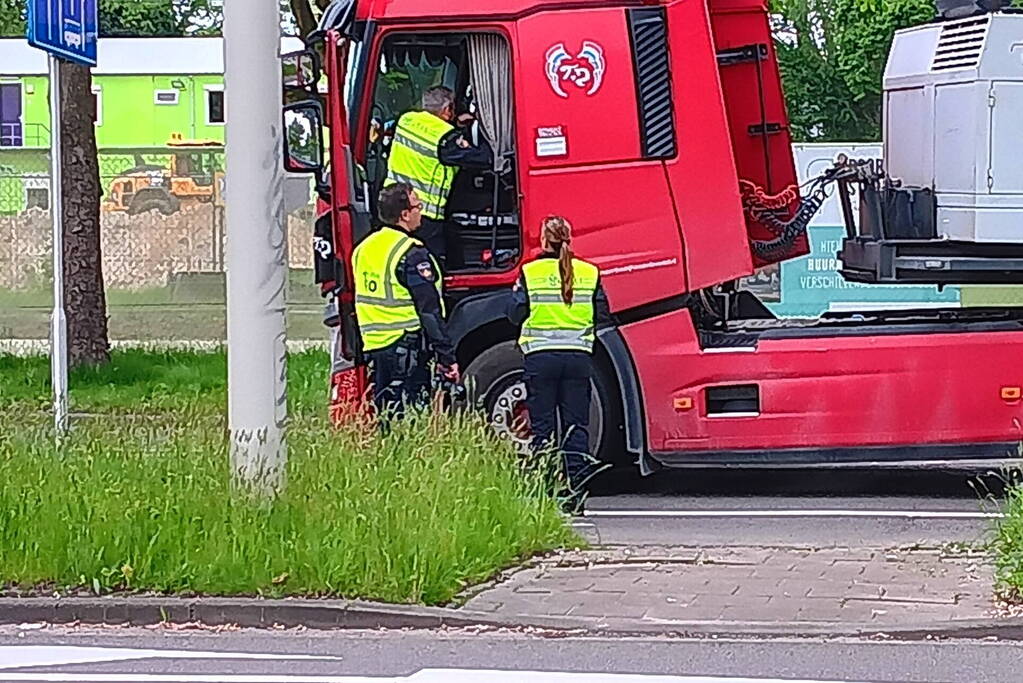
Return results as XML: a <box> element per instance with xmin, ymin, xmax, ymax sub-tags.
<box><xmin>507</xmin><ymin>215</ymin><xmax>613</xmax><ymax>514</ymax></box>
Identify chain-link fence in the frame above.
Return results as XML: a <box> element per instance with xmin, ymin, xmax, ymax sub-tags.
<box><xmin>0</xmin><ymin>147</ymin><xmax>324</xmax><ymax>342</ymax></box>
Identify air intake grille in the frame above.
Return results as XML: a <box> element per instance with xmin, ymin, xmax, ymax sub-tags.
<box><xmin>931</xmin><ymin>16</ymin><xmax>990</xmax><ymax>71</ymax></box>
<box><xmin>627</xmin><ymin>7</ymin><xmax>676</xmax><ymax>159</ymax></box>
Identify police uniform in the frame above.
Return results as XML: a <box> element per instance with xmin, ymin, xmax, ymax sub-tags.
<box><xmin>353</xmin><ymin>225</ymin><xmax>455</xmax><ymax>417</ymax></box>
<box><xmin>387</xmin><ymin>110</ymin><xmax>455</xmax><ymax>263</ymax></box>
<box><xmin>507</xmin><ymin>253</ymin><xmax>613</xmax><ymax>504</ymax></box>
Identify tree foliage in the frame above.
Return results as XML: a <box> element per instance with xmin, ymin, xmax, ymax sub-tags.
<box><xmin>771</xmin><ymin>0</ymin><xmax>936</xmax><ymax>142</ymax></box>
<box><xmin>99</xmin><ymin>0</ymin><xmax>179</xmax><ymax>36</ymax></box>
<box><xmin>0</xmin><ymin>0</ymin><xmax>25</xmax><ymax>35</ymax></box>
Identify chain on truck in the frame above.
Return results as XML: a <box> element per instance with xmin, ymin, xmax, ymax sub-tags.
<box><xmin>280</xmin><ymin>0</ymin><xmax>1023</xmax><ymax>473</ymax></box>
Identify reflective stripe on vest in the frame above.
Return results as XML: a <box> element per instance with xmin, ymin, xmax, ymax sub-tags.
<box><xmin>518</xmin><ymin>257</ymin><xmax>600</xmax><ymax>355</ymax></box>
<box><xmin>386</xmin><ymin>111</ymin><xmax>454</xmax><ymax>220</ymax></box>
<box><xmin>352</xmin><ymin>227</ymin><xmax>443</xmax><ymax>352</ymax></box>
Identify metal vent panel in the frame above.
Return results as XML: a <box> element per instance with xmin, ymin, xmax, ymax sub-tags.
<box><xmin>931</xmin><ymin>16</ymin><xmax>989</xmax><ymax>71</ymax></box>
<box><xmin>627</xmin><ymin>7</ymin><xmax>676</xmax><ymax>159</ymax></box>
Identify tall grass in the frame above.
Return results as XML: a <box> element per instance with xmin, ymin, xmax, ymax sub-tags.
<box><xmin>0</xmin><ymin>348</ymin><xmax>328</xmax><ymax>416</ymax></box>
<box><xmin>0</xmin><ymin>350</ymin><xmax>576</xmax><ymax>605</ymax></box>
<box><xmin>994</xmin><ymin>480</ymin><xmax>1023</xmax><ymax>599</ymax></box>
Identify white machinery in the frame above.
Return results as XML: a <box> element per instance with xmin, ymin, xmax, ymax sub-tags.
<box><xmin>839</xmin><ymin>2</ymin><xmax>1023</xmax><ymax>284</ymax></box>
<box><xmin>887</xmin><ymin>10</ymin><xmax>1023</xmax><ymax>243</ymax></box>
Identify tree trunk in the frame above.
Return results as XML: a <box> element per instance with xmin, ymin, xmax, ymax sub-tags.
<box><xmin>288</xmin><ymin>0</ymin><xmax>319</xmax><ymax>39</ymax></box>
<box><xmin>58</xmin><ymin>61</ymin><xmax>110</xmax><ymax>368</ymax></box>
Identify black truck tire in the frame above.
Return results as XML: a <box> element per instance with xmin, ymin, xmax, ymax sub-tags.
<box><xmin>462</xmin><ymin>340</ymin><xmax>627</xmax><ymax>466</ymax></box>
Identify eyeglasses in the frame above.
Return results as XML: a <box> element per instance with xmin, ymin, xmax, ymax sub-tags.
<box><xmin>409</xmin><ymin>202</ymin><xmax>424</xmax><ymax>212</ymax></box>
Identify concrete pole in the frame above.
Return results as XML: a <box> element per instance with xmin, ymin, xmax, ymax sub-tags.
<box><xmin>49</xmin><ymin>55</ymin><xmax>68</xmax><ymax>438</ymax></box>
<box><xmin>223</xmin><ymin>0</ymin><xmax>288</xmax><ymax>495</ymax></box>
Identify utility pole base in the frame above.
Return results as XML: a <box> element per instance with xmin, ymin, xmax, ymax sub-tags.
<box><xmin>230</xmin><ymin>427</ymin><xmax>287</xmax><ymax>498</ymax></box>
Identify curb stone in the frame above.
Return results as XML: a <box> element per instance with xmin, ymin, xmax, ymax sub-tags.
<box><xmin>3</xmin><ymin>597</ymin><xmax>1023</xmax><ymax>641</ymax></box>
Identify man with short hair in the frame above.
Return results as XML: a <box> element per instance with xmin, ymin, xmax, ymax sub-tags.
<box><xmin>386</xmin><ymin>86</ymin><xmax>460</xmax><ymax>264</ymax></box>
<box><xmin>353</xmin><ymin>182</ymin><xmax>459</xmax><ymax>419</ymax></box>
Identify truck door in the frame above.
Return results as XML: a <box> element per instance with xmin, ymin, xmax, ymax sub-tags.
<box><xmin>710</xmin><ymin>0</ymin><xmax>806</xmax><ymax>267</ymax></box>
<box><xmin>325</xmin><ymin>30</ymin><xmax>367</xmax><ymax>363</ymax></box>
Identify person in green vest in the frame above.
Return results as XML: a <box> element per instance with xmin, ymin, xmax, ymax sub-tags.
<box><xmin>353</xmin><ymin>182</ymin><xmax>459</xmax><ymax>420</ymax></box>
<box><xmin>507</xmin><ymin>215</ymin><xmax>614</xmax><ymax>514</ymax></box>
<box><xmin>386</xmin><ymin>86</ymin><xmax>461</xmax><ymax>266</ymax></box>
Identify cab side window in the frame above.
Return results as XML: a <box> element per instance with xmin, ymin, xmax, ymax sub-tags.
<box><xmin>366</xmin><ymin>39</ymin><xmax>460</xmax><ymax>190</ymax></box>
<box><xmin>361</xmin><ymin>31</ymin><xmax>521</xmax><ymax>274</ymax></box>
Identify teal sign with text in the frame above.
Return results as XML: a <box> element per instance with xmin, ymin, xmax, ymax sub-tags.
<box><xmin>768</xmin><ymin>226</ymin><xmax>960</xmax><ymax>319</ymax></box>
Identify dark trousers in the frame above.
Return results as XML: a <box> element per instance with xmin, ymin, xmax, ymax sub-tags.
<box><xmin>418</xmin><ymin>217</ymin><xmax>447</xmax><ymax>267</ymax></box>
<box><xmin>367</xmin><ymin>337</ymin><xmax>431</xmax><ymax>422</ymax></box>
<box><xmin>524</xmin><ymin>351</ymin><xmax>595</xmax><ymax>491</ymax></box>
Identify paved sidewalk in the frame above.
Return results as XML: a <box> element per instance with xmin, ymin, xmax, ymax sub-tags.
<box><xmin>460</xmin><ymin>544</ymin><xmax>997</xmax><ymax>630</ymax></box>
<box><xmin>0</xmin><ymin>544</ymin><xmax>1016</xmax><ymax>638</ymax></box>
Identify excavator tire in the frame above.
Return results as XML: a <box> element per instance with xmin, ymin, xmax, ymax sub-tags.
<box><xmin>128</xmin><ymin>192</ymin><xmax>179</xmax><ymax>216</ymax></box>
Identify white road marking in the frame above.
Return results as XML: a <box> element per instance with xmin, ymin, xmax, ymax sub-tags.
<box><xmin>413</xmin><ymin>676</ymin><xmax>857</xmax><ymax>683</ymax></box>
<box><xmin>0</xmin><ymin>646</ymin><xmax>866</xmax><ymax>682</ymax></box>
<box><xmin>0</xmin><ymin>646</ymin><xmax>343</xmax><ymax>670</ymax></box>
<box><xmin>0</xmin><ymin>675</ymin><xmax>375</xmax><ymax>682</ymax></box>
<box><xmin>0</xmin><ymin>672</ymin><xmax>861</xmax><ymax>683</ymax></box>
<box><xmin>583</xmin><ymin>509</ymin><xmax>1003</xmax><ymax>520</ymax></box>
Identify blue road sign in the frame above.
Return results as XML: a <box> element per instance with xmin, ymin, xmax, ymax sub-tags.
<box><xmin>27</xmin><ymin>0</ymin><xmax>98</xmax><ymax>67</ymax></box>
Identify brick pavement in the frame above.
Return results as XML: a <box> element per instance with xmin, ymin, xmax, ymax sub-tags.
<box><xmin>461</xmin><ymin>545</ymin><xmax>996</xmax><ymax>629</ymax></box>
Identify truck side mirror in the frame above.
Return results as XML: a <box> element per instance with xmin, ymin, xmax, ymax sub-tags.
<box><xmin>283</xmin><ymin>102</ymin><xmax>325</xmax><ymax>176</ymax></box>
<box><xmin>281</xmin><ymin>49</ymin><xmax>321</xmax><ymax>93</ymax></box>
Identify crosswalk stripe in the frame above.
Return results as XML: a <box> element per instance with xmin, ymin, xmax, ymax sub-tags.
<box><xmin>0</xmin><ymin>647</ymin><xmax>865</xmax><ymax>682</ymax></box>
<box><xmin>0</xmin><ymin>646</ymin><xmax>342</xmax><ymax>671</ymax></box>
<box><xmin>0</xmin><ymin>674</ymin><xmax>862</xmax><ymax>683</ymax></box>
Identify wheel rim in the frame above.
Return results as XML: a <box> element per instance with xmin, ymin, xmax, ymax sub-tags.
<box><xmin>488</xmin><ymin>374</ymin><xmax>532</xmax><ymax>452</ymax></box>
<box><xmin>485</xmin><ymin>372</ymin><xmax>604</xmax><ymax>455</ymax></box>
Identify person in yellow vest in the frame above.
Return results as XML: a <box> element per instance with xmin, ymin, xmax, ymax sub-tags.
<box><xmin>386</xmin><ymin>86</ymin><xmax>463</xmax><ymax>265</ymax></box>
<box><xmin>507</xmin><ymin>215</ymin><xmax>613</xmax><ymax>514</ymax></box>
<box><xmin>353</xmin><ymin>182</ymin><xmax>459</xmax><ymax>419</ymax></box>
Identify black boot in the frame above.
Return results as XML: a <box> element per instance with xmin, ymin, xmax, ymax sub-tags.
<box><xmin>562</xmin><ymin>452</ymin><xmax>612</xmax><ymax>516</ymax></box>
<box><xmin>560</xmin><ymin>488</ymin><xmax>587</xmax><ymax>516</ymax></box>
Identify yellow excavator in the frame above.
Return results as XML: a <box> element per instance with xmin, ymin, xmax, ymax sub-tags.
<box><xmin>103</xmin><ymin>135</ymin><xmax>225</xmax><ymax>216</ymax></box>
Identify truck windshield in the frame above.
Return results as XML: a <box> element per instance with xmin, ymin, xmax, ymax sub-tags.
<box><xmin>371</xmin><ymin>46</ymin><xmax>458</xmax><ymax>127</ymax></box>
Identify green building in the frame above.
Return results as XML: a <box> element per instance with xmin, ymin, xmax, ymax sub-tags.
<box><xmin>0</xmin><ymin>36</ymin><xmax>302</xmax><ymax>214</ymax></box>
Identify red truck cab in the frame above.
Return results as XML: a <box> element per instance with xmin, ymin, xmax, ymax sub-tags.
<box><xmin>284</xmin><ymin>0</ymin><xmax>1023</xmax><ymax>472</ymax></box>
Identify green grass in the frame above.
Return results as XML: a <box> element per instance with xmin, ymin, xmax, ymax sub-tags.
<box><xmin>0</xmin><ymin>350</ymin><xmax>576</xmax><ymax>605</ymax></box>
<box><xmin>0</xmin><ymin>348</ymin><xmax>328</xmax><ymax>416</ymax></box>
<box><xmin>960</xmin><ymin>286</ymin><xmax>1023</xmax><ymax>308</ymax></box>
<box><xmin>994</xmin><ymin>478</ymin><xmax>1023</xmax><ymax>600</ymax></box>
<box><xmin>0</xmin><ymin>271</ymin><xmax>322</xmax><ymax>309</ymax></box>
<box><xmin>0</xmin><ymin>273</ymin><xmax>325</xmax><ymax>340</ymax></box>
<box><xmin>0</xmin><ymin>287</ymin><xmax>171</xmax><ymax>309</ymax></box>
<box><xmin>0</xmin><ymin>306</ymin><xmax>325</xmax><ymax>341</ymax></box>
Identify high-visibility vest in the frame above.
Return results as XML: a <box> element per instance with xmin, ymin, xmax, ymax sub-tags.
<box><xmin>353</xmin><ymin>227</ymin><xmax>443</xmax><ymax>352</ymax></box>
<box><xmin>386</xmin><ymin>111</ymin><xmax>454</xmax><ymax>220</ymax></box>
<box><xmin>518</xmin><ymin>257</ymin><xmax>600</xmax><ymax>355</ymax></box>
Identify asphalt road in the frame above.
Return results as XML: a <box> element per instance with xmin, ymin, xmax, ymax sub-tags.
<box><xmin>2</xmin><ymin>628</ymin><xmax>1022</xmax><ymax>682</ymax></box>
<box><xmin>580</xmin><ymin>467</ymin><xmax>1011</xmax><ymax>547</ymax></box>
